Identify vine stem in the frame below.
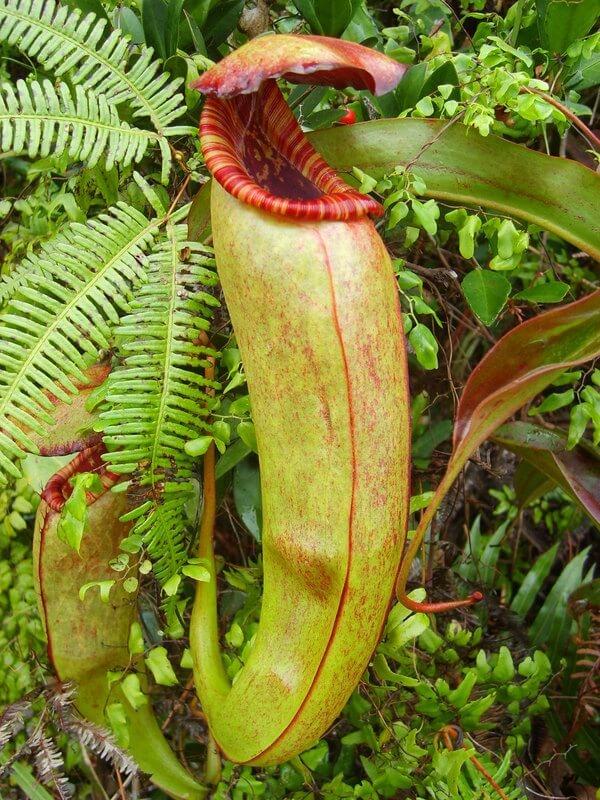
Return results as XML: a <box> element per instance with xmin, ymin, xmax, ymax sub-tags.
<box><xmin>436</xmin><ymin>726</ymin><xmax>510</xmax><ymax>800</ymax></box>
<box><xmin>520</xmin><ymin>86</ymin><xmax>600</xmax><ymax>152</ymax></box>
<box><xmin>198</xmin><ymin>345</ymin><xmax>217</xmax><ymax>564</ymax></box>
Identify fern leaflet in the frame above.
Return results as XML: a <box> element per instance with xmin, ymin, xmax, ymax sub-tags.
<box><xmin>0</xmin><ymin>203</ymin><xmax>159</xmax><ymax>483</ymax></box>
<box><xmin>100</xmin><ymin>221</ymin><xmax>219</xmax><ymax>597</ymax></box>
<box><xmin>0</xmin><ymin>79</ymin><xmax>168</xmax><ymax>173</ymax></box>
<box><xmin>0</xmin><ymin>0</ymin><xmax>188</xmax><ymax>136</ymax></box>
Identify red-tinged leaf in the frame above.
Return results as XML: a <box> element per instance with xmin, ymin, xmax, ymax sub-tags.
<box><xmin>187</xmin><ymin>180</ymin><xmax>212</xmax><ymax>243</ymax></box>
<box><xmin>33</xmin><ymin>454</ymin><xmax>205</xmax><ymax>800</ymax></box>
<box><xmin>454</xmin><ymin>291</ymin><xmax>600</xmax><ymax>450</ymax></box>
<box><xmin>397</xmin><ymin>290</ymin><xmax>600</xmax><ymax>594</ymax></box>
<box><xmin>494</xmin><ymin>421</ymin><xmax>600</xmax><ymax>527</ymax></box>
<box><xmin>192</xmin><ymin>33</ymin><xmax>406</xmax><ymax>98</ymax></box>
<box><xmin>311</xmin><ymin>118</ymin><xmax>600</xmax><ymax>259</ymax></box>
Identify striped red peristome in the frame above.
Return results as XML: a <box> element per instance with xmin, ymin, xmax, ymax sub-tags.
<box><xmin>200</xmin><ymin>80</ymin><xmax>383</xmax><ymax>221</ymax></box>
<box><xmin>195</xmin><ymin>34</ymin><xmax>407</xmax><ymax>220</ymax></box>
<box><xmin>41</xmin><ymin>444</ymin><xmax>119</xmax><ymax>512</ymax></box>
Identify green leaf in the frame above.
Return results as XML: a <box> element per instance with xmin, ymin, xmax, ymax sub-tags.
<box><xmin>233</xmin><ymin>457</ymin><xmax>262</xmax><ymax>541</ymax></box>
<box><xmin>142</xmin><ymin>0</ymin><xmax>168</xmax><ymax>59</ymax></box>
<box><xmin>128</xmin><ymin>621</ymin><xmax>145</xmax><ymax>655</ymax></box>
<box><xmin>536</xmin><ymin>0</ymin><xmax>600</xmax><ymax>53</ymax></box>
<box><xmin>215</xmin><ymin>438</ymin><xmax>252</xmax><ymax>479</ymax></box>
<box><xmin>410</xmin><ymin>491</ymin><xmax>435</xmax><ymax>514</ymax></box>
<box><xmin>491</xmin><ymin>646</ymin><xmax>515</xmax><ymax>682</ymax></box>
<box><xmin>145</xmin><ymin>646</ymin><xmax>179</xmax><ymax>686</ymax></box>
<box><xmin>292</xmin><ymin>0</ymin><xmax>324</xmax><ymax>33</ymax></box>
<box><xmin>0</xmin><ymin>81</ymin><xmax>166</xmax><ymax>175</ymax></box>
<box><xmin>237</xmin><ymin>420</ymin><xmax>258</xmax><ymax>453</ymax></box>
<box><xmin>185</xmin><ymin>436</ymin><xmax>214</xmax><ymax>457</ymax></box>
<box><xmin>188</xmin><ymin>181</ymin><xmax>212</xmax><ymax>243</ymax></box>
<box><xmin>411</xmin><ymin>198</ymin><xmax>440</xmax><ymax>235</ymax></box>
<box><xmin>458</xmin><ymin>215</ymin><xmax>482</xmax><ymax>259</ymax></box>
<box><xmin>513</xmin><ymin>460</ymin><xmax>554</xmax><ymax>508</ymax></box>
<box><xmin>528</xmin><ymin>388</ymin><xmax>575</xmax><ymax>415</ymax></box>
<box><xmin>409</xmin><ymin>324</ymin><xmax>438</xmax><ymax>370</ymax></box>
<box><xmin>203</xmin><ymin>0</ymin><xmax>244</xmax><ymax>48</ymax></box>
<box><xmin>100</xmin><ymin>223</ymin><xmax>218</xmax><ymax>601</ymax></box>
<box><xmin>479</xmin><ymin>520</ymin><xmax>510</xmax><ymax>586</ymax></box>
<box><xmin>461</xmin><ymin>270</ymin><xmax>511</xmax><ymax>326</ymax></box>
<box><xmin>0</xmin><ymin>0</ymin><xmax>186</xmax><ymax>136</ymax></box>
<box><xmin>570</xmin><ymin>577</ymin><xmax>600</xmax><ymax>605</ymax></box>
<box><xmin>79</xmin><ymin>579</ymin><xmax>116</xmax><ymax>603</ymax></box>
<box><xmin>182</xmin><ymin>563</ymin><xmax>211</xmax><ymax>582</ymax></box>
<box><xmin>121</xmin><ymin>673</ymin><xmax>149</xmax><ymax>710</ymax></box>
<box><xmin>530</xmin><ymin>547</ymin><xmax>591</xmax><ymax>663</ymax></box>
<box><xmin>312</xmin><ymin>0</ymin><xmax>361</xmax><ymax>36</ymax></box>
<box><xmin>106</xmin><ymin>702</ymin><xmax>130</xmax><ymax>748</ymax></box>
<box><xmin>1</xmin><ymin>763</ymin><xmax>54</xmax><ymax>800</ymax></box>
<box><xmin>392</xmin><ymin>63</ymin><xmax>427</xmax><ymax>114</ymax></box>
<box><xmin>510</xmin><ymin>542</ymin><xmax>560</xmax><ymax>617</ymax></box>
<box><xmin>165</xmin><ymin>0</ymin><xmax>185</xmax><ymax>56</ymax></box>
<box><xmin>310</xmin><ymin>119</ymin><xmax>600</xmax><ymax>259</ymax></box>
<box><xmin>515</xmin><ymin>281</ymin><xmax>570</xmax><ymax>303</ymax></box>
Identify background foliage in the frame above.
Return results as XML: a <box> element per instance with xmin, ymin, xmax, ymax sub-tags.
<box><xmin>0</xmin><ymin>0</ymin><xmax>599</xmax><ymax>798</ymax></box>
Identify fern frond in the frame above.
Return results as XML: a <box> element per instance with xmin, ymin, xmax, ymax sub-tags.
<box><xmin>0</xmin><ymin>79</ymin><xmax>166</xmax><ymax>172</ymax></box>
<box><xmin>100</xmin><ymin>221</ymin><xmax>219</xmax><ymax>592</ymax></box>
<box><xmin>0</xmin><ymin>203</ymin><xmax>159</xmax><ymax>483</ymax></box>
<box><xmin>30</xmin><ymin>731</ymin><xmax>72</xmax><ymax>800</ymax></box>
<box><xmin>0</xmin><ymin>0</ymin><xmax>186</xmax><ymax>136</ymax></box>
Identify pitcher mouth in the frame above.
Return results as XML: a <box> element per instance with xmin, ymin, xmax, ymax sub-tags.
<box><xmin>41</xmin><ymin>445</ymin><xmax>118</xmax><ymax>512</ymax></box>
<box><xmin>193</xmin><ymin>34</ymin><xmax>406</xmax><ymax>222</ymax></box>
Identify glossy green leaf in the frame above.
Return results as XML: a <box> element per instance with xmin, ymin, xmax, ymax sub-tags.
<box><xmin>215</xmin><ymin>438</ymin><xmax>252</xmax><ymax>479</ymax></box>
<box><xmin>314</xmin><ymin>0</ymin><xmax>361</xmax><ymax>36</ymax></box>
<box><xmin>409</xmin><ymin>323</ymin><xmax>438</xmax><ymax>369</ymax></box>
<box><xmin>536</xmin><ymin>0</ymin><xmax>600</xmax><ymax>53</ymax></box>
<box><xmin>129</xmin><ymin>621</ymin><xmax>146</xmax><ymax>655</ymax></box>
<box><xmin>145</xmin><ymin>647</ymin><xmax>179</xmax><ymax>686</ymax></box>
<box><xmin>165</xmin><ymin>0</ymin><xmax>185</xmax><ymax>57</ymax></box>
<box><xmin>510</xmin><ymin>542</ymin><xmax>560</xmax><ymax>617</ymax></box>
<box><xmin>203</xmin><ymin>0</ymin><xmax>244</xmax><ymax>48</ymax></box>
<box><xmin>233</xmin><ymin>456</ymin><xmax>262</xmax><ymax>541</ymax></box>
<box><xmin>310</xmin><ymin>119</ymin><xmax>600</xmax><ymax>259</ymax></box>
<box><xmin>292</xmin><ymin>0</ymin><xmax>323</xmax><ymax>33</ymax></box>
<box><xmin>479</xmin><ymin>520</ymin><xmax>510</xmax><ymax>587</ymax></box>
<box><xmin>142</xmin><ymin>0</ymin><xmax>168</xmax><ymax>59</ymax></box>
<box><xmin>461</xmin><ymin>270</ymin><xmax>511</xmax><ymax>325</ymax></box>
<box><xmin>528</xmin><ymin>388</ymin><xmax>574</xmax><ymax>414</ymax></box>
<box><xmin>514</xmin><ymin>281</ymin><xmax>570</xmax><ymax>303</ymax></box>
<box><xmin>530</xmin><ymin>547</ymin><xmax>591</xmax><ymax>663</ymax></box>
<box><xmin>237</xmin><ymin>420</ymin><xmax>258</xmax><ymax>452</ymax></box>
<box><xmin>121</xmin><ymin>673</ymin><xmax>149</xmax><ymax>710</ymax></box>
<box><xmin>494</xmin><ymin>421</ymin><xmax>600</xmax><ymax>527</ymax></box>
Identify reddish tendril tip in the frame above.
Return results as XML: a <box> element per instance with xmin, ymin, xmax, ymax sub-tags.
<box><xmin>399</xmin><ymin>590</ymin><xmax>484</xmax><ymax>614</ymax></box>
